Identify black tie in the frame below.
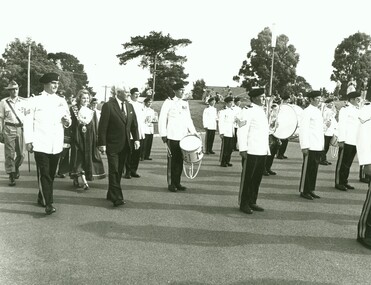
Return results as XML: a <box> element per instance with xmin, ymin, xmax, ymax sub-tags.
<box><xmin>121</xmin><ymin>102</ymin><xmax>126</xmax><ymax>116</ymax></box>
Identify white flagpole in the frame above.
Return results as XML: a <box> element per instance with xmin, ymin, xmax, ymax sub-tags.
<box><xmin>27</xmin><ymin>44</ymin><xmax>31</xmax><ymax>172</ymax></box>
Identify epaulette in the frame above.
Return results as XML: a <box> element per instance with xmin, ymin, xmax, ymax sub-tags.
<box><xmin>244</xmin><ymin>105</ymin><xmax>252</xmax><ymax>109</ymax></box>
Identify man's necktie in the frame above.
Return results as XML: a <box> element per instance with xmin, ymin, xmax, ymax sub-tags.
<box><xmin>121</xmin><ymin>102</ymin><xmax>126</xmax><ymax>117</ymax></box>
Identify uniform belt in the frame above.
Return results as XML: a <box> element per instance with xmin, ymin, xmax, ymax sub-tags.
<box><xmin>5</xmin><ymin>122</ymin><xmax>23</xmax><ymax>127</ymax></box>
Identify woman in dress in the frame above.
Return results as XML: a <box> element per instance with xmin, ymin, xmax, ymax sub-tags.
<box><xmin>69</xmin><ymin>89</ymin><xmax>106</xmax><ymax>190</ymax></box>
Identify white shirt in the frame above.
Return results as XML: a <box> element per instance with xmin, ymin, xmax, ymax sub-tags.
<box><xmin>158</xmin><ymin>97</ymin><xmax>196</xmax><ymax>141</ymax></box>
<box><xmin>0</xmin><ymin>96</ymin><xmax>28</xmax><ymax>128</ymax></box>
<box><xmin>299</xmin><ymin>104</ymin><xmax>324</xmax><ymax>151</ymax></box>
<box><xmin>23</xmin><ymin>91</ymin><xmax>70</xmax><ymax>154</ymax></box>
<box><xmin>218</xmin><ymin>107</ymin><xmax>235</xmax><ymax>137</ymax></box>
<box><xmin>202</xmin><ymin>106</ymin><xmax>217</xmax><ymax>130</ymax></box>
<box><xmin>322</xmin><ymin>107</ymin><xmax>338</xmax><ymax>136</ymax></box>
<box><xmin>143</xmin><ymin>106</ymin><xmax>156</xmax><ymax>135</ymax></box>
<box><xmin>337</xmin><ymin>104</ymin><xmax>359</xmax><ymax>146</ymax></box>
<box><xmin>131</xmin><ymin>101</ymin><xmax>145</xmax><ymax>140</ymax></box>
<box><xmin>237</xmin><ymin>104</ymin><xmax>270</xmax><ymax>155</ymax></box>
<box><xmin>357</xmin><ymin>103</ymin><xmax>371</xmax><ymax>165</ymax></box>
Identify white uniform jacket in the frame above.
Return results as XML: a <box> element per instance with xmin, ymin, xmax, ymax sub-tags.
<box><xmin>202</xmin><ymin>106</ymin><xmax>217</xmax><ymax>130</ymax></box>
<box><xmin>23</xmin><ymin>91</ymin><xmax>70</xmax><ymax>154</ymax></box>
<box><xmin>218</xmin><ymin>107</ymin><xmax>235</xmax><ymax>137</ymax></box>
<box><xmin>322</xmin><ymin>107</ymin><xmax>338</xmax><ymax>137</ymax></box>
<box><xmin>299</xmin><ymin>104</ymin><xmax>324</xmax><ymax>151</ymax></box>
<box><xmin>337</xmin><ymin>104</ymin><xmax>359</xmax><ymax>146</ymax></box>
<box><xmin>237</xmin><ymin>104</ymin><xmax>270</xmax><ymax>156</ymax></box>
<box><xmin>131</xmin><ymin>101</ymin><xmax>146</xmax><ymax>140</ymax></box>
<box><xmin>232</xmin><ymin>105</ymin><xmax>242</xmax><ymax>129</ymax></box>
<box><xmin>158</xmin><ymin>97</ymin><xmax>196</xmax><ymax>141</ymax></box>
<box><xmin>143</xmin><ymin>106</ymin><xmax>156</xmax><ymax>135</ymax></box>
<box><xmin>357</xmin><ymin>103</ymin><xmax>371</xmax><ymax>165</ymax></box>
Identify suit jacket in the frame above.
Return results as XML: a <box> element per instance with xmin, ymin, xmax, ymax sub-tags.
<box><xmin>98</xmin><ymin>97</ymin><xmax>139</xmax><ymax>153</ymax></box>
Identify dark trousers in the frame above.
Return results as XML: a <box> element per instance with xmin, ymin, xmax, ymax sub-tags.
<box><xmin>56</xmin><ymin>147</ymin><xmax>70</xmax><ymax>175</ymax></box>
<box><xmin>220</xmin><ymin>136</ymin><xmax>233</xmax><ymax>165</ymax></box>
<box><xmin>320</xmin><ymin>135</ymin><xmax>332</xmax><ymax>162</ymax></box>
<box><xmin>125</xmin><ymin>139</ymin><xmax>142</xmax><ymax>175</ymax></box>
<box><xmin>299</xmin><ymin>150</ymin><xmax>322</xmax><ymax>194</ymax></box>
<box><xmin>142</xmin><ymin>134</ymin><xmax>153</xmax><ymax>159</ymax></box>
<box><xmin>335</xmin><ymin>143</ymin><xmax>357</xmax><ymax>186</ymax></box>
<box><xmin>106</xmin><ymin>143</ymin><xmax>130</xmax><ymax>203</ymax></box>
<box><xmin>239</xmin><ymin>154</ymin><xmax>266</xmax><ymax>207</ymax></box>
<box><xmin>277</xmin><ymin>138</ymin><xmax>288</xmax><ymax>157</ymax></box>
<box><xmin>205</xmin><ymin>129</ymin><xmax>215</xmax><ymax>153</ymax></box>
<box><xmin>167</xmin><ymin>139</ymin><xmax>183</xmax><ymax>187</ymax></box>
<box><xmin>266</xmin><ymin>135</ymin><xmax>280</xmax><ymax>171</ymax></box>
<box><xmin>233</xmin><ymin>128</ymin><xmax>238</xmax><ymax>151</ymax></box>
<box><xmin>34</xmin><ymin>151</ymin><xmax>60</xmax><ymax>206</ymax></box>
<box><xmin>358</xmin><ymin>181</ymin><xmax>371</xmax><ymax>239</ymax></box>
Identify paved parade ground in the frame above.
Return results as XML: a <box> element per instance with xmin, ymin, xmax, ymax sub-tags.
<box><xmin>0</xmin><ymin>137</ymin><xmax>371</xmax><ymax>285</ymax></box>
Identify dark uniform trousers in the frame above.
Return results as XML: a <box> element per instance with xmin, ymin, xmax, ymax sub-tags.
<box><xmin>277</xmin><ymin>138</ymin><xmax>288</xmax><ymax>157</ymax></box>
<box><xmin>220</xmin><ymin>137</ymin><xmax>233</xmax><ymax>165</ymax></box>
<box><xmin>142</xmin><ymin>134</ymin><xmax>153</xmax><ymax>159</ymax></box>
<box><xmin>358</xmin><ymin>181</ymin><xmax>371</xmax><ymax>240</ymax></box>
<box><xmin>335</xmin><ymin>143</ymin><xmax>357</xmax><ymax>186</ymax></box>
<box><xmin>167</xmin><ymin>139</ymin><xmax>183</xmax><ymax>187</ymax></box>
<box><xmin>239</xmin><ymin>154</ymin><xmax>266</xmax><ymax>208</ymax></box>
<box><xmin>125</xmin><ymin>139</ymin><xmax>143</xmax><ymax>175</ymax></box>
<box><xmin>34</xmin><ymin>151</ymin><xmax>61</xmax><ymax>206</ymax></box>
<box><xmin>265</xmin><ymin>135</ymin><xmax>280</xmax><ymax>171</ymax></box>
<box><xmin>205</xmin><ymin>129</ymin><xmax>215</xmax><ymax>153</ymax></box>
<box><xmin>299</xmin><ymin>150</ymin><xmax>322</xmax><ymax>194</ymax></box>
<box><xmin>320</xmin><ymin>135</ymin><xmax>332</xmax><ymax>162</ymax></box>
<box><xmin>106</xmin><ymin>142</ymin><xmax>130</xmax><ymax>203</ymax></box>
<box><xmin>56</xmin><ymin>147</ymin><xmax>70</xmax><ymax>175</ymax></box>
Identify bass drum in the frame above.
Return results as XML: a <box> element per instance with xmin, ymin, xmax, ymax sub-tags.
<box><xmin>272</xmin><ymin>104</ymin><xmax>298</xmax><ymax>139</ymax></box>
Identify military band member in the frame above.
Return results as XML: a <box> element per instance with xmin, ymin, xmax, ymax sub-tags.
<box><xmin>298</xmin><ymin>91</ymin><xmax>324</xmax><ymax>200</ymax></box>
<box><xmin>265</xmin><ymin>102</ymin><xmax>280</xmax><ymax>176</ymax></box>
<box><xmin>141</xmin><ymin>97</ymin><xmax>156</xmax><ymax>160</ymax></box>
<box><xmin>218</xmin><ymin>96</ymin><xmax>235</xmax><ymax>167</ymax></box>
<box><xmin>335</xmin><ymin>91</ymin><xmax>361</xmax><ymax>191</ymax></box>
<box><xmin>24</xmin><ymin>73</ymin><xmax>71</xmax><ymax>215</ymax></box>
<box><xmin>0</xmin><ymin>81</ymin><xmax>27</xmax><ymax>186</ymax></box>
<box><xmin>158</xmin><ymin>84</ymin><xmax>197</xmax><ymax>192</ymax></box>
<box><xmin>232</xmin><ymin>97</ymin><xmax>242</xmax><ymax>151</ymax></box>
<box><xmin>237</xmin><ymin>88</ymin><xmax>270</xmax><ymax>214</ymax></box>
<box><xmin>320</xmin><ymin>98</ymin><xmax>338</xmax><ymax>165</ymax></box>
<box><xmin>202</xmin><ymin>97</ymin><xmax>217</xmax><ymax>154</ymax></box>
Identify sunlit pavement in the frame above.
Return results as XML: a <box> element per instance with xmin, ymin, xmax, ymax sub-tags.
<box><xmin>0</xmin><ymin>137</ymin><xmax>370</xmax><ymax>285</ymax></box>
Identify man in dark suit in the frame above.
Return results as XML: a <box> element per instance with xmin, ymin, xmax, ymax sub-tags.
<box><xmin>98</xmin><ymin>87</ymin><xmax>139</xmax><ymax>207</ymax></box>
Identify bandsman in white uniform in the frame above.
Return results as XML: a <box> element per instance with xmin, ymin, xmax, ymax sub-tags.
<box><xmin>218</xmin><ymin>96</ymin><xmax>235</xmax><ymax>167</ymax></box>
<box><xmin>0</xmin><ymin>81</ymin><xmax>27</xmax><ymax>186</ymax></box>
<box><xmin>320</xmin><ymin>98</ymin><xmax>338</xmax><ymax>165</ymax></box>
<box><xmin>158</xmin><ymin>84</ymin><xmax>197</xmax><ymax>192</ymax></box>
<box><xmin>237</xmin><ymin>88</ymin><xmax>270</xmax><ymax>214</ymax></box>
<box><xmin>141</xmin><ymin>97</ymin><xmax>157</xmax><ymax>160</ymax></box>
<box><xmin>356</xmin><ymin>101</ymin><xmax>371</xmax><ymax>249</ymax></box>
<box><xmin>24</xmin><ymin>73</ymin><xmax>71</xmax><ymax>215</ymax></box>
<box><xmin>232</xmin><ymin>97</ymin><xmax>242</xmax><ymax>151</ymax></box>
<box><xmin>335</xmin><ymin>91</ymin><xmax>361</xmax><ymax>191</ymax></box>
<box><xmin>298</xmin><ymin>91</ymin><xmax>325</xmax><ymax>200</ymax></box>
<box><xmin>202</xmin><ymin>96</ymin><xmax>218</xmax><ymax>154</ymax></box>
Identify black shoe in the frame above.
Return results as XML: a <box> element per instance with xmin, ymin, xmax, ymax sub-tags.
<box><xmin>176</xmin><ymin>184</ymin><xmax>187</xmax><ymax>191</ymax></box>
<box><xmin>309</xmin><ymin>191</ymin><xmax>321</xmax><ymax>198</ymax></box>
<box><xmin>220</xmin><ymin>163</ymin><xmax>227</xmax><ymax>167</ymax></box>
<box><xmin>282</xmin><ymin>155</ymin><xmax>288</xmax><ymax>159</ymax></box>
<box><xmin>209</xmin><ymin>151</ymin><xmax>215</xmax><ymax>154</ymax></box>
<box><xmin>300</xmin><ymin>193</ymin><xmax>313</xmax><ymax>200</ymax></box>
<box><xmin>8</xmin><ymin>174</ymin><xmax>16</xmax><ymax>186</ymax></box>
<box><xmin>249</xmin><ymin>204</ymin><xmax>264</xmax><ymax>211</ymax></box>
<box><xmin>327</xmin><ymin>161</ymin><xmax>332</xmax><ymax>165</ymax></box>
<box><xmin>15</xmin><ymin>169</ymin><xmax>20</xmax><ymax>179</ymax></box>
<box><xmin>168</xmin><ymin>185</ymin><xmax>177</xmax><ymax>192</ymax></box>
<box><xmin>226</xmin><ymin>163</ymin><xmax>233</xmax><ymax>167</ymax></box>
<box><xmin>124</xmin><ymin>174</ymin><xmax>131</xmax><ymax>179</ymax></box>
<box><xmin>345</xmin><ymin>184</ymin><xmax>355</xmax><ymax>190</ymax></box>
<box><xmin>360</xmin><ymin>178</ymin><xmax>370</xmax><ymax>183</ymax></box>
<box><xmin>319</xmin><ymin>161</ymin><xmax>329</xmax><ymax>165</ymax></box>
<box><xmin>144</xmin><ymin>157</ymin><xmax>153</xmax><ymax>160</ymax></box>
<box><xmin>335</xmin><ymin>184</ymin><xmax>347</xmax><ymax>191</ymax></box>
<box><xmin>113</xmin><ymin>200</ymin><xmax>125</xmax><ymax>207</ymax></box>
<box><xmin>55</xmin><ymin>173</ymin><xmax>65</xmax><ymax>178</ymax></box>
<box><xmin>240</xmin><ymin>205</ymin><xmax>253</xmax><ymax>214</ymax></box>
<box><xmin>83</xmin><ymin>183</ymin><xmax>89</xmax><ymax>190</ymax></box>
<box><xmin>131</xmin><ymin>173</ymin><xmax>141</xmax><ymax>178</ymax></box>
<box><xmin>45</xmin><ymin>205</ymin><xmax>56</xmax><ymax>215</ymax></box>
<box><xmin>357</xmin><ymin>237</ymin><xmax>371</xmax><ymax>250</ymax></box>
<box><xmin>267</xmin><ymin>170</ymin><xmax>276</xmax><ymax>175</ymax></box>
<box><xmin>276</xmin><ymin>155</ymin><xmax>284</xmax><ymax>159</ymax></box>
<box><xmin>37</xmin><ymin>199</ymin><xmax>46</xmax><ymax>207</ymax></box>
<box><xmin>263</xmin><ymin>171</ymin><xmax>270</xmax><ymax>176</ymax></box>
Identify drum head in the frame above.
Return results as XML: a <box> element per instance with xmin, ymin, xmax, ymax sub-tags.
<box><xmin>179</xmin><ymin>135</ymin><xmax>202</xmax><ymax>152</ymax></box>
<box><xmin>273</xmin><ymin>104</ymin><xmax>298</xmax><ymax>139</ymax></box>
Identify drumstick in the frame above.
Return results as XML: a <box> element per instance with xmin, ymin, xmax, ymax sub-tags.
<box><xmin>165</xmin><ymin>144</ymin><xmax>172</xmax><ymax>157</ymax></box>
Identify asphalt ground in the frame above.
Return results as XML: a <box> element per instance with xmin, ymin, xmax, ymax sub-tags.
<box><xmin>0</xmin><ymin>137</ymin><xmax>370</xmax><ymax>285</ymax></box>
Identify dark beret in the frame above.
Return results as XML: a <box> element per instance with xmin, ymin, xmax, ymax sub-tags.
<box><xmin>224</xmin><ymin>96</ymin><xmax>233</xmax><ymax>103</ymax></box>
<box><xmin>130</xmin><ymin>87</ymin><xmax>139</xmax><ymax>94</ymax></box>
<box><xmin>143</xmin><ymin>96</ymin><xmax>152</xmax><ymax>103</ymax></box>
<box><xmin>281</xmin><ymin>94</ymin><xmax>290</xmax><ymax>100</ymax></box>
<box><xmin>234</xmin><ymin>97</ymin><xmax>241</xmax><ymax>103</ymax></box>
<box><xmin>208</xmin><ymin>97</ymin><xmax>216</xmax><ymax>103</ymax></box>
<box><xmin>324</xmin><ymin>98</ymin><xmax>334</xmax><ymax>104</ymax></box>
<box><xmin>347</xmin><ymin>91</ymin><xmax>361</xmax><ymax>99</ymax></box>
<box><xmin>39</xmin><ymin>72</ymin><xmax>59</xmax><ymax>84</ymax></box>
<box><xmin>249</xmin><ymin>88</ymin><xmax>265</xmax><ymax>98</ymax></box>
<box><xmin>306</xmin><ymin>91</ymin><xmax>321</xmax><ymax>98</ymax></box>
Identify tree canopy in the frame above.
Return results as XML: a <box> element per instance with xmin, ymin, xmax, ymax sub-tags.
<box><xmin>117</xmin><ymin>31</ymin><xmax>192</xmax><ymax>100</ymax></box>
<box><xmin>192</xmin><ymin>79</ymin><xmax>206</xmax><ymax>100</ymax></box>
<box><xmin>331</xmin><ymin>32</ymin><xmax>371</xmax><ymax>87</ymax></box>
<box><xmin>0</xmin><ymin>38</ymin><xmax>93</xmax><ymax>100</ymax></box>
<box><xmin>234</xmin><ymin>27</ymin><xmax>301</xmax><ymax>96</ymax></box>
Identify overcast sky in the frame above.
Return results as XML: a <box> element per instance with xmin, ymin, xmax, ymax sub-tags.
<box><xmin>1</xmin><ymin>0</ymin><xmax>370</xmax><ymax>100</ymax></box>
